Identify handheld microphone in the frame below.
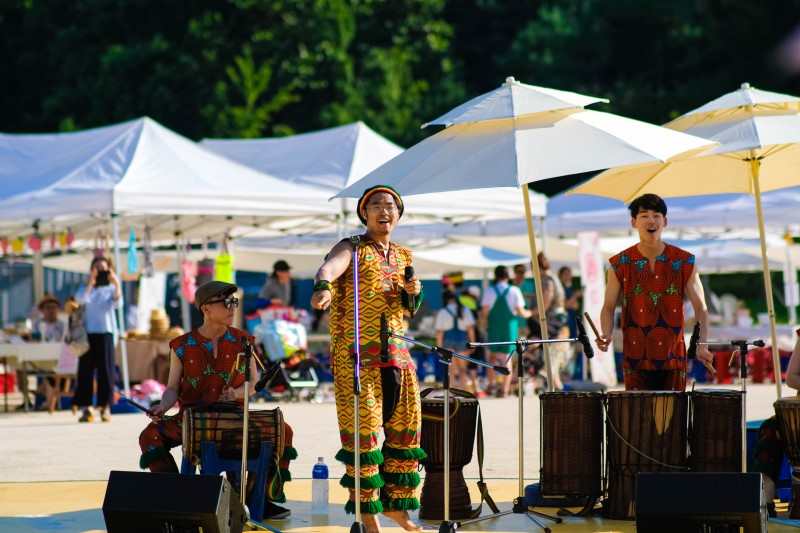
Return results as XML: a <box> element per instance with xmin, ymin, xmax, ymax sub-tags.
<box><xmin>405</xmin><ymin>266</ymin><xmax>416</xmax><ymax>318</ymax></box>
<box><xmin>575</xmin><ymin>317</ymin><xmax>594</xmax><ymax>359</ymax></box>
<box><xmin>687</xmin><ymin>322</ymin><xmax>700</xmax><ymax>359</ymax></box>
<box><xmin>254</xmin><ymin>361</ymin><xmax>282</xmax><ymax>393</ymax></box>
<box><xmin>380</xmin><ymin>312</ymin><xmax>390</xmax><ymax>363</ymax></box>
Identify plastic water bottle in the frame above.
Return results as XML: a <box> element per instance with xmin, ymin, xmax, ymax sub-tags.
<box><xmin>311</xmin><ymin>457</ymin><xmax>329</xmax><ymax>515</ymax></box>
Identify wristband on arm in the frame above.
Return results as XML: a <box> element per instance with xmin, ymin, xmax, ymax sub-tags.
<box><xmin>313</xmin><ymin>280</ymin><xmax>333</xmax><ymax>293</ymax></box>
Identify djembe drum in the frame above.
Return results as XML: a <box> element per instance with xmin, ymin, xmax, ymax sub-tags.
<box><xmin>689</xmin><ymin>389</ymin><xmax>743</xmax><ymax>472</ymax></box>
<box><xmin>604</xmin><ymin>391</ymin><xmax>688</xmax><ymax>520</ymax></box>
<box><xmin>419</xmin><ymin>389</ymin><xmax>479</xmax><ymax>520</ymax></box>
<box><xmin>539</xmin><ymin>392</ymin><xmax>603</xmax><ymax>499</ymax></box>
<box><xmin>774</xmin><ymin>396</ymin><xmax>800</xmax><ymax>517</ymax></box>
<box><xmin>183</xmin><ymin>405</ymin><xmax>284</xmax><ymax>466</ymax></box>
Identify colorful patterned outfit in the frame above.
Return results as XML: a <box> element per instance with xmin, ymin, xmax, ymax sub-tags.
<box><xmin>610</xmin><ymin>243</ymin><xmax>695</xmax><ymax>391</ymax></box>
<box><xmin>329</xmin><ymin>236</ymin><xmax>425</xmax><ymax>515</ymax></box>
<box><xmin>138</xmin><ymin>326</ymin><xmax>295</xmax><ymax>502</ymax></box>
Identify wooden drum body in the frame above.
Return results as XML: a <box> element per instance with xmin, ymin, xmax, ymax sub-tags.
<box><xmin>689</xmin><ymin>389</ymin><xmax>743</xmax><ymax>472</ymax></box>
<box><xmin>604</xmin><ymin>391</ymin><xmax>688</xmax><ymax>520</ymax></box>
<box><xmin>419</xmin><ymin>390</ymin><xmax>479</xmax><ymax>520</ymax></box>
<box><xmin>183</xmin><ymin>406</ymin><xmax>284</xmax><ymax>466</ymax></box>
<box><xmin>539</xmin><ymin>391</ymin><xmax>603</xmax><ymax>498</ymax></box>
<box><xmin>775</xmin><ymin>397</ymin><xmax>800</xmax><ymax>467</ymax></box>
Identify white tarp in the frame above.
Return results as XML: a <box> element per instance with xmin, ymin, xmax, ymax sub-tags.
<box><xmin>452</xmin><ymin>233</ymin><xmax>780</xmax><ymax>273</ymax></box>
<box><xmin>546</xmin><ymin>187</ymin><xmax>800</xmax><ymax>238</ymax></box>
<box><xmin>0</xmin><ymin>117</ymin><xmax>336</xmax><ymax>235</ymax></box>
<box><xmin>202</xmin><ymin>121</ymin><xmax>547</xmax><ymax>221</ymax></box>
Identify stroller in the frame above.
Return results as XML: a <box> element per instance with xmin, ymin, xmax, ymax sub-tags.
<box><xmin>252</xmin><ymin>307</ymin><xmax>320</xmax><ymax>402</ymax></box>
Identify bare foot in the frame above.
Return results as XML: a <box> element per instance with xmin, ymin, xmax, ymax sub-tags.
<box><xmin>382</xmin><ymin>509</ymin><xmax>422</xmax><ymax>531</ymax></box>
<box><xmin>361</xmin><ymin>513</ymin><xmax>381</xmax><ymax>533</ymax></box>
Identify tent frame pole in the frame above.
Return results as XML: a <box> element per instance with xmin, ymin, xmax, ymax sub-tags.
<box><xmin>112</xmin><ymin>214</ymin><xmax>131</xmax><ymax>399</ymax></box>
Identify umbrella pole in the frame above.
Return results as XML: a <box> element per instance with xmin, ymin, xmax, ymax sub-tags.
<box><xmin>750</xmin><ymin>156</ymin><xmax>782</xmax><ymax>399</ymax></box>
<box><xmin>522</xmin><ymin>185</ymin><xmax>555</xmax><ymax>392</ymax></box>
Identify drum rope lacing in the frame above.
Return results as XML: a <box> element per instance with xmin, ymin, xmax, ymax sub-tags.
<box><xmin>602</xmin><ymin>402</ymin><xmax>689</xmax><ymax>471</ymax></box>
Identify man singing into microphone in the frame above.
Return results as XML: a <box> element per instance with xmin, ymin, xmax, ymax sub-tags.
<box><xmin>594</xmin><ymin>193</ymin><xmax>713</xmax><ymax>391</ymax></box>
<box><xmin>311</xmin><ymin>185</ymin><xmax>424</xmax><ymax>533</ymax></box>
<box><xmin>138</xmin><ymin>280</ymin><xmax>296</xmax><ymax>519</ymax></box>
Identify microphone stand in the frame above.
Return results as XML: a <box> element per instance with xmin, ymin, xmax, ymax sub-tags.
<box><xmin>462</xmin><ymin>337</ymin><xmax>582</xmax><ymax>533</ymax></box>
<box><xmin>349</xmin><ymin>236</ymin><xmax>367</xmax><ymax>533</ymax></box>
<box><xmin>381</xmin><ymin>330</ymin><xmax>506</xmax><ymax>533</ymax></box>
<box><xmin>239</xmin><ymin>340</ymin><xmax>283</xmax><ymax>533</ymax></box>
<box><xmin>689</xmin><ymin>326</ymin><xmax>764</xmax><ymax>473</ymax></box>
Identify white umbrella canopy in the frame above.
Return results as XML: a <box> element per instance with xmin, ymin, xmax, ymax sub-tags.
<box><xmin>422</xmin><ymin>76</ymin><xmax>608</xmax><ymax>127</ymax></box>
<box><xmin>335</xmin><ymin>108</ymin><xmax>715</xmax><ymax>197</ymax></box>
<box><xmin>334</xmin><ymin>77</ymin><xmax>715</xmax><ymax>390</ymax></box>
<box><xmin>569</xmin><ymin>82</ymin><xmax>800</xmax><ymax>398</ymax></box>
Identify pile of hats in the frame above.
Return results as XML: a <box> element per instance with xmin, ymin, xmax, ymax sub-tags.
<box><xmin>149</xmin><ymin>309</ymin><xmax>171</xmax><ymax>339</ymax></box>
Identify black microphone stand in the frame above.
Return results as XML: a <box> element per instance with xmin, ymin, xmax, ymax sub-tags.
<box><xmin>239</xmin><ymin>339</ymin><xmax>283</xmax><ymax>533</ymax></box>
<box><xmin>458</xmin><ymin>336</ymin><xmax>585</xmax><ymax>533</ymax></box>
<box><xmin>689</xmin><ymin>325</ymin><xmax>764</xmax><ymax>474</ymax></box>
<box><xmin>381</xmin><ymin>329</ymin><xmax>507</xmax><ymax>533</ymax></box>
<box><xmin>349</xmin><ymin>236</ymin><xmax>367</xmax><ymax>533</ymax></box>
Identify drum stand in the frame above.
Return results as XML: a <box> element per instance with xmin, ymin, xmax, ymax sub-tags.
<box><xmin>380</xmin><ymin>329</ymin><xmax>509</xmax><ymax>533</ymax></box>
<box><xmin>689</xmin><ymin>322</ymin><xmax>765</xmax><ymax>473</ymax></box>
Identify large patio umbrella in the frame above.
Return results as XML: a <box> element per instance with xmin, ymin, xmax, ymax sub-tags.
<box><xmin>334</xmin><ymin>77</ymin><xmax>714</xmax><ymax>390</ymax></box>
<box><xmin>570</xmin><ymin>82</ymin><xmax>800</xmax><ymax>398</ymax></box>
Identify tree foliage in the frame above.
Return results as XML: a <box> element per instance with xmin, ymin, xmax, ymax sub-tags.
<box><xmin>3</xmin><ymin>0</ymin><xmax>800</xmax><ymax>148</ymax></box>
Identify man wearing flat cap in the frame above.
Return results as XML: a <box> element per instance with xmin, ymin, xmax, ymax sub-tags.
<box><xmin>139</xmin><ymin>280</ymin><xmax>296</xmax><ymax>518</ymax></box>
<box><xmin>312</xmin><ymin>185</ymin><xmax>424</xmax><ymax>533</ymax></box>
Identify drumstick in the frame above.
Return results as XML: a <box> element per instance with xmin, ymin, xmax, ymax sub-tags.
<box><xmin>227</xmin><ymin>352</ymin><xmax>243</xmax><ymax>387</ymax></box>
<box><xmin>125</xmin><ymin>398</ymin><xmax>154</xmax><ymax>416</ymax></box>
<box><xmin>586</xmin><ymin>310</ymin><xmax>717</xmax><ymax>376</ymax></box>
<box><xmin>583</xmin><ymin>312</ymin><xmax>602</xmax><ymax>339</ymax></box>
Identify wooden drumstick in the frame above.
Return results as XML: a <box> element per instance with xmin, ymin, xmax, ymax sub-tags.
<box><xmin>227</xmin><ymin>352</ymin><xmax>243</xmax><ymax>387</ymax></box>
<box><xmin>125</xmin><ymin>398</ymin><xmax>154</xmax><ymax>416</ymax></box>
<box><xmin>586</xmin><ymin>310</ymin><xmax>717</xmax><ymax>376</ymax></box>
<box><xmin>583</xmin><ymin>312</ymin><xmax>602</xmax><ymax>339</ymax></box>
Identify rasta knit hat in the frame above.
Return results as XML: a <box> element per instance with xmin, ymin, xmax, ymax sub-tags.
<box><xmin>356</xmin><ymin>185</ymin><xmax>404</xmax><ymax>225</ymax></box>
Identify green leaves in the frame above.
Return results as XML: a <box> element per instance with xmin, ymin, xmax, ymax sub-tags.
<box><xmin>3</xmin><ymin>0</ymin><xmax>800</xmax><ymax>145</ymax></box>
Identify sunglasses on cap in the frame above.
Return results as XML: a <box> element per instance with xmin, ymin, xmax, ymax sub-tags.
<box><xmin>204</xmin><ymin>297</ymin><xmax>239</xmax><ymax>309</ymax></box>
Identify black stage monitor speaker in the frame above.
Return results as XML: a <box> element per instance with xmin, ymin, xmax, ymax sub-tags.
<box><xmin>636</xmin><ymin>472</ymin><xmax>767</xmax><ymax>533</ymax></box>
<box><xmin>103</xmin><ymin>470</ymin><xmax>246</xmax><ymax>533</ymax></box>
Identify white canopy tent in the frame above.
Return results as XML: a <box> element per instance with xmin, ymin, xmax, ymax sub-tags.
<box><xmin>201</xmin><ymin>121</ymin><xmax>548</xmax><ymax>229</ymax></box>
<box><xmin>452</xmin><ymin>233</ymin><xmax>782</xmax><ymax>273</ymax></box>
<box><xmin>0</xmin><ymin>117</ymin><xmax>336</xmax><ymax>397</ymax></box>
<box><xmin>41</xmin><ymin>242</ymin><xmax>527</xmax><ymax>279</ymax></box>
<box><xmin>0</xmin><ymin>117</ymin><xmax>337</xmax><ymax>240</ymax></box>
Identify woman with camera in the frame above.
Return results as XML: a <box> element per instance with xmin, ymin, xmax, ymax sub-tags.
<box><xmin>72</xmin><ymin>256</ymin><xmax>120</xmax><ymax>423</ymax></box>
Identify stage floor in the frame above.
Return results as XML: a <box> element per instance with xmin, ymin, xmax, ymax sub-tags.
<box><xmin>3</xmin><ymin>383</ymin><xmax>800</xmax><ymax>531</ymax></box>
<box><xmin>1</xmin><ymin>479</ymin><xmax>797</xmax><ymax>532</ymax></box>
